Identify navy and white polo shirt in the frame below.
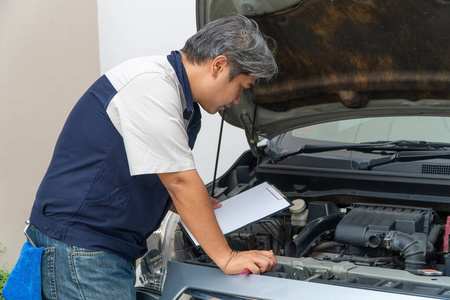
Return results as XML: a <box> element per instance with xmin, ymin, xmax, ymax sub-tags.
<box><xmin>30</xmin><ymin>51</ymin><xmax>201</xmax><ymax>261</ymax></box>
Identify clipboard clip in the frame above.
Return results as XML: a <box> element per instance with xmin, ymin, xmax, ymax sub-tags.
<box><xmin>24</xmin><ymin>220</ymin><xmax>37</xmax><ymax>248</ymax></box>
<box><xmin>266</xmin><ymin>184</ymin><xmax>285</xmax><ymax>200</ymax></box>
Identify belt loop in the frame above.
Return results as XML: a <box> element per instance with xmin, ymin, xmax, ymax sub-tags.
<box><xmin>24</xmin><ymin>220</ymin><xmax>37</xmax><ymax>248</ymax></box>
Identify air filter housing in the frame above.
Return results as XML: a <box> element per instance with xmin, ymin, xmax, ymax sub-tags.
<box><xmin>335</xmin><ymin>203</ymin><xmax>434</xmax><ymax>248</ymax></box>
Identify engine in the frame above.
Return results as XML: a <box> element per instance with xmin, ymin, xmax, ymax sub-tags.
<box><xmin>137</xmin><ymin>198</ymin><xmax>450</xmax><ymax>297</ymax></box>
<box><xmin>224</xmin><ymin>202</ymin><xmax>445</xmax><ymax>274</ymax></box>
<box><xmin>334</xmin><ymin>203</ymin><xmax>437</xmax><ymax>273</ymax></box>
<box><xmin>191</xmin><ymin>201</ymin><xmax>450</xmax><ymax>295</ymax></box>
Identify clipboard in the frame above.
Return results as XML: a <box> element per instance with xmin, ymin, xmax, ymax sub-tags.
<box><xmin>180</xmin><ymin>181</ymin><xmax>292</xmax><ymax>246</ymax></box>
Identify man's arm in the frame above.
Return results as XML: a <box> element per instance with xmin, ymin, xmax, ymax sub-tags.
<box><xmin>158</xmin><ymin>169</ymin><xmax>276</xmax><ymax>274</ymax></box>
<box><xmin>169</xmin><ymin>196</ymin><xmax>221</xmax><ymax>214</ymax></box>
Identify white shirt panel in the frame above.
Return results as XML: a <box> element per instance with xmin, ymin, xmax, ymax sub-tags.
<box><xmin>105</xmin><ymin>57</ymin><xmax>195</xmax><ymax>176</ymax></box>
<box><xmin>106</xmin><ymin>56</ymin><xmax>167</xmax><ymax>92</ymax></box>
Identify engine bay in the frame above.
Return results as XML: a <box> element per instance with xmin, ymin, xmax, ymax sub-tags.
<box><xmin>175</xmin><ymin>199</ymin><xmax>450</xmax><ymax>297</ymax></box>
<box><xmin>137</xmin><ymin>151</ymin><xmax>450</xmax><ymax>298</ymax></box>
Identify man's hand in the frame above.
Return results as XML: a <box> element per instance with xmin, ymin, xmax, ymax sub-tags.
<box><xmin>222</xmin><ymin>250</ymin><xmax>276</xmax><ymax>275</ymax></box>
<box><xmin>210</xmin><ymin>196</ymin><xmax>222</xmax><ymax>209</ymax></box>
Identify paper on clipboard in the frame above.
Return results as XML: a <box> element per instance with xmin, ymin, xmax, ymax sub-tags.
<box><xmin>180</xmin><ymin>182</ymin><xmax>291</xmax><ymax>246</ymax></box>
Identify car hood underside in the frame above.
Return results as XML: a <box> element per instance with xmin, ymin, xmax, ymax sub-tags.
<box><xmin>198</xmin><ymin>0</ymin><xmax>450</xmax><ymax>140</ymax></box>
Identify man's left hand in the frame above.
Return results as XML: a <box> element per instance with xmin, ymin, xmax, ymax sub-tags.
<box><xmin>210</xmin><ymin>197</ymin><xmax>222</xmax><ymax>209</ymax></box>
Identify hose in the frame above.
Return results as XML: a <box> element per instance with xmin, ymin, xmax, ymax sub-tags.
<box><xmin>285</xmin><ymin>213</ymin><xmax>344</xmax><ymax>257</ymax></box>
<box><xmin>387</xmin><ymin>231</ymin><xmax>426</xmax><ymax>273</ymax></box>
<box><xmin>309</xmin><ymin>241</ymin><xmax>345</xmax><ymax>253</ymax></box>
<box><xmin>428</xmin><ymin>225</ymin><xmax>442</xmax><ymax>245</ymax></box>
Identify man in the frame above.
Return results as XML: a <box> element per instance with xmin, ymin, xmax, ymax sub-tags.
<box><xmin>26</xmin><ymin>14</ymin><xmax>278</xmax><ymax>298</ymax></box>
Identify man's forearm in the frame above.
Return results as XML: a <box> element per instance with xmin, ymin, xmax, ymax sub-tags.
<box><xmin>158</xmin><ymin>170</ymin><xmax>234</xmax><ymax>270</ymax></box>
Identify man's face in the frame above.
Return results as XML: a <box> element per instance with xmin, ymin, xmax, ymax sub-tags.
<box><xmin>198</xmin><ymin>63</ymin><xmax>256</xmax><ymax>114</ymax></box>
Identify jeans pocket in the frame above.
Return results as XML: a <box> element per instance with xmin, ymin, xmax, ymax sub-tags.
<box><xmin>41</xmin><ymin>247</ymin><xmax>57</xmax><ymax>300</ymax></box>
<box><xmin>70</xmin><ymin>249</ymin><xmax>136</xmax><ymax>299</ymax></box>
<box><xmin>70</xmin><ymin>246</ymin><xmax>108</xmax><ymax>257</ymax></box>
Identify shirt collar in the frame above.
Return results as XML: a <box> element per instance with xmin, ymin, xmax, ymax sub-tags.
<box><xmin>167</xmin><ymin>50</ymin><xmax>194</xmax><ymax>120</ymax></box>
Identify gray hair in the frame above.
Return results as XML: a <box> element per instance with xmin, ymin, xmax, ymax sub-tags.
<box><xmin>181</xmin><ymin>14</ymin><xmax>278</xmax><ymax>82</ymax></box>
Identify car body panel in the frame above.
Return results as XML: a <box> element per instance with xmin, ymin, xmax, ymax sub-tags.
<box><xmin>160</xmin><ymin>261</ymin><xmax>428</xmax><ymax>300</ymax></box>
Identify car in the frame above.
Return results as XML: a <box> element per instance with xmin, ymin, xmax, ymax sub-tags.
<box><xmin>135</xmin><ymin>0</ymin><xmax>450</xmax><ymax>299</ymax></box>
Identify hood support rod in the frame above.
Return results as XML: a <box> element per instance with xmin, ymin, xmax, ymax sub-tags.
<box><xmin>210</xmin><ymin>110</ymin><xmax>226</xmax><ymax>197</ymax></box>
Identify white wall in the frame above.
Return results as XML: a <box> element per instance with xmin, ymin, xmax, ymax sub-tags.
<box><xmin>0</xmin><ymin>0</ymin><xmax>100</xmax><ymax>269</ymax></box>
<box><xmin>97</xmin><ymin>0</ymin><xmax>250</xmax><ymax>183</ymax></box>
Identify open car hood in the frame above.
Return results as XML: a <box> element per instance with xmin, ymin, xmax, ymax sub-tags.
<box><xmin>197</xmin><ymin>0</ymin><xmax>450</xmax><ymax>150</ymax></box>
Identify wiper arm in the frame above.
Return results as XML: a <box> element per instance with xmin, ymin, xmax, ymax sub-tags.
<box><xmin>358</xmin><ymin>150</ymin><xmax>450</xmax><ymax>170</ymax></box>
<box><xmin>300</xmin><ymin>140</ymin><xmax>450</xmax><ymax>153</ymax></box>
<box><xmin>276</xmin><ymin>140</ymin><xmax>450</xmax><ymax>162</ymax></box>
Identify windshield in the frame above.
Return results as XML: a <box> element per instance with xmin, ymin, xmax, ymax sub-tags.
<box><xmin>270</xmin><ymin>116</ymin><xmax>450</xmax><ymax>154</ymax></box>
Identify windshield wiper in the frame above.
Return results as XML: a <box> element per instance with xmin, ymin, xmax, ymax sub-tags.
<box><xmin>277</xmin><ymin>140</ymin><xmax>450</xmax><ymax>162</ymax></box>
<box><xmin>301</xmin><ymin>140</ymin><xmax>450</xmax><ymax>153</ymax></box>
<box><xmin>358</xmin><ymin>150</ymin><xmax>450</xmax><ymax>170</ymax></box>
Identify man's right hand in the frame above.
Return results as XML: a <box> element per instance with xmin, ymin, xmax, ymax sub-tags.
<box><xmin>220</xmin><ymin>250</ymin><xmax>277</xmax><ymax>275</ymax></box>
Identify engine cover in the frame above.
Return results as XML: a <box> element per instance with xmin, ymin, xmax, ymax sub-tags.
<box><xmin>335</xmin><ymin>203</ymin><xmax>434</xmax><ymax>248</ymax></box>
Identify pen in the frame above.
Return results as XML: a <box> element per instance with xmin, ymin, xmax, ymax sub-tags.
<box><xmin>241</xmin><ymin>269</ymin><xmax>251</xmax><ymax>275</ymax></box>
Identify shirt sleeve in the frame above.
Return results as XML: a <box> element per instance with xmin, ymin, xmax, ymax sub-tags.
<box><xmin>106</xmin><ymin>72</ymin><xmax>195</xmax><ymax>176</ymax></box>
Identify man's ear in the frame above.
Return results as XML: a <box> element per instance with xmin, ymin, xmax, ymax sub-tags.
<box><xmin>210</xmin><ymin>55</ymin><xmax>228</xmax><ymax>78</ymax></box>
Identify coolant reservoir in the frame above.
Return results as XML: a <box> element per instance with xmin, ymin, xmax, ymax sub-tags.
<box><xmin>290</xmin><ymin>199</ymin><xmax>308</xmax><ymax>227</ymax></box>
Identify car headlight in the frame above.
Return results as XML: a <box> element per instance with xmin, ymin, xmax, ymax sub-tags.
<box><xmin>135</xmin><ymin>212</ymin><xmax>180</xmax><ymax>295</ymax></box>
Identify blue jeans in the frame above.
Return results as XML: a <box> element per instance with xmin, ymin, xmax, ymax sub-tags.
<box><xmin>26</xmin><ymin>225</ymin><xmax>136</xmax><ymax>300</ymax></box>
